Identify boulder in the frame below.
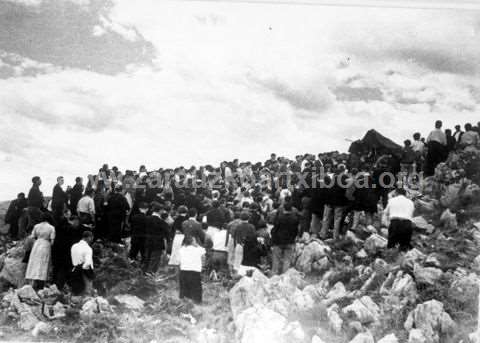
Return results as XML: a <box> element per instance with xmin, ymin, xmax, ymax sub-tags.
<box><xmin>31</xmin><ymin>322</ymin><xmax>51</xmax><ymax>337</ymax></box>
<box><xmin>448</xmin><ymin>273</ymin><xmax>478</xmax><ymax>312</ymax></box>
<box><xmin>424</xmin><ymin>254</ymin><xmax>442</xmax><ymax>268</ymax></box>
<box><xmin>323</xmin><ymin>282</ymin><xmax>348</xmax><ymax>306</ymax></box>
<box><xmin>348</xmin><ymin>331</ymin><xmax>374</xmax><ymax>343</ymax></box>
<box><xmin>114</xmin><ymin>294</ymin><xmax>145</xmax><ymax>311</ymax></box>
<box><xmin>327</xmin><ymin>304</ymin><xmax>343</xmax><ymax>334</ymax></box>
<box><xmin>17</xmin><ymin>285</ymin><xmax>40</xmax><ymax>303</ymax></box>
<box><xmin>364</xmin><ymin>234</ymin><xmax>387</xmax><ymax>254</ymax></box>
<box><xmin>37</xmin><ymin>284</ymin><xmax>61</xmax><ymax>300</ymax></box>
<box><xmin>229</xmin><ymin>270</ymin><xmax>269</xmax><ymax>319</ymax></box>
<box><xmin>290</xmin><ymin>289</ymin><xmax>315</xmax><ymax>312</ymax></box>
<box><xmin>43</xmin><ymin>302</ymin><xmax>66</xmax><ymax>320</ymax></box>
<box><xmin>342</xmin><ymin>296</ymin><xmax>380</xmax><ymax>324</ymax></box>
<box><xmin>0</xmin><ymin>257</ymin><xmax>26</xmax><ymax>287</ymax></box>
<box><xmin>378</xmin><ymin>334</ymin><xmax>399</xmax><ymax>343</ymax></box>
<box><xmin>401</xmin><ymin>249</ymin><xmax>426</xmax><ymax>270</ymax></box>
<box><xmin>9</xmin><ymin>292</ymin><xmax>40</xmax><ymax>331</ymax></box>
<box><xmin>404</xmin><ymin>300</ymin><xmax>455</xmax><ymax>343</ymax></box>
<box><xmin>356</xmin><ymin>249</ymin><xmax>368</xmax><ymax>259</ymax></box>
<box><xmin>439</xmin><ymin>209</ymin><xmax>457</xmax><ymax>230</ymax></box>
<box><xmin>408</xmin><ymin>329</ymin><xmax>427</xmax><ymax>343</ymax></box>
<box><xmin>282</xmin><ymin>321</ymin><xmax>305</xmax><ymax>342</ymax></box>
<box><xmin>413</xmin><ymin>265</ymin><xmax>443</xmax><ymax>286</ymax></box>
<box><xmin>295</xmin><ymin>240</ymin><xmax>331</xmax><ymax>273</ymax></box>
<box><xmin>312</xmin><ymin>336</ymin><xmax>327</xmax><ymax>343</ymax></box>
<box><xmin>80</xmin><ymin>297</ymin><xmax>112</xmax><ymax>318</ymax></box>
<box><xmin>234</xmin><ymin>305</ymin><xmax>288</xmax><ymax>343</ymax></box>
<box><xmin>473</xmin><ymin>255</ymin><xmax>480</xmax><ymax>274</ymax></box>
<box><xmin>312</xmin><ymin>257</ymin><xmax>330</xmax><ymax>273</ymax></box>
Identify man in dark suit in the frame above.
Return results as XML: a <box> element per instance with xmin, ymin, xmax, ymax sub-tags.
<box><xmin>52</xmin><ymin>176</ymin><xmax>68</xmax><ymax>217</ymax></box>
<box><xmin>143</xmin><ymin>204</ymin><xmax>170</xmax><ymax>273</ymax></box>
<box><xmin>68</xmin><ymin>177</ymin><xmax>84</xmax><ymax>215</ymax></box>
<box><xmin>106</xmin><ymin>185</ymin><xmax>130</xmax><ymax>243</ymax></box>
<box><xmin>28</xmin><ymin>176</ymin><xmax>45</xmax><ymax>210</ymax></box>
<box><xmin>129</xmin><ymin>202</ymin><xmax>148</xmax><ymax>263</ymax></box>
<box><xmin>5</xmin><ymin>193</ymin><xmax>28</xmax><ymax>240</ymax></box>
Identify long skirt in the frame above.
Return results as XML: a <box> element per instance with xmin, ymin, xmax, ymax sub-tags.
<box><xmin>179</xmin><ymin>270</ymin><xmax>202</xmax><ymax>303</ymax></box>
<box><xmin>25</xmin><ymin>239</ymin><xmax>51</xmax><ymax>281</ymax></box>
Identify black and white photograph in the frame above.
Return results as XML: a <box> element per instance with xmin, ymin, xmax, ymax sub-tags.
<box><xmin>0</xmin><ymin>0</ymin><xmax>480</xmax><ymax>342</ymax></box>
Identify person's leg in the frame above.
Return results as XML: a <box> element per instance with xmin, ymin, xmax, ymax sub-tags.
<box><xmin>282</xmin><ymin>244</ymin><xmax>295</xmax><ymax>272</ymax></box>
<box><xmin>179</xmin><ymin>270</ymin><xmax>186</xmax><ymax>299</ymax></box>
<box><xmin>387</xmin><ymin>219</ymin><xmax>399</xmax><ymax>249</ymax></box>
<box><xmin>320</xmin><ymin>205</ymin><xmax>332</xmax><ymax>239</ymax></box>
<box><xmin>271</xmin><ymin>245</ymin><xmax>282</xmax><ymax>275</ymax></box>
<box><xmin>310</xmin><ymin>213</ymin><xmax>322</xmax><ymax>237</ymax></box>
<box><xmin>129</xmin><ymin>237</ymin><xmax>140</xmax><ymax>260</ymax></box>
<box><xmin>333</xmin><ymin>206</ymin><xmax>345</xmax><ymax>240</ymax></box>
<box><xmin>191</xmin><ymin>271</ymin><xmax>202</xmax><ymax>304</ymax></box>
<box><xmin>398</xmin><ymin>220</ymin><xmax>413</xmax><ymax>252</ymax></box>
<box><xmin>351</xmin><ymin>211</ymin><xmax>361</xmax><ymax>231</ymax></box>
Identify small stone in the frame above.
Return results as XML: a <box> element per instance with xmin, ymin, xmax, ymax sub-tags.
<box><xmin>32</xmin><ymin>322</ymin><xmax>51</xmax><ymax>337</ymax></box>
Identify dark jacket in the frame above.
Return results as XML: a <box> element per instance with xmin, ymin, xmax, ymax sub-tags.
<box><xmin>233</xmin><ymin>221</ymin><xmax>256</xmax><ymax>246</ymax></box>
<box><xmin>69</xmin><ymin>184</ymin><xmax>84</xmax><ymax>213</ymax></box>
<box><xmin>145</xmin><ymin>215</ymin><xmax>170</xmax><ymax>251</ymax></box>
<box><xmin>52</xmin><ymin>184</ymin><xmax>68</xmax><ymax>212</ymax></box>
<box><xmin>107</xmin><ymin>193</ymin><xmax>130</xmax><ymax>220</ymax></box>
<box><xmin>5</xmin><ymin>198</ymin><xmax>27</xmax><ymax>224</ymax></box>
<box><xmin>329</xmin><ymin>174</ymin><xmax>350</xmax><ymax>207</ymax></box>
<box><xmin>271</xmin><ymin>210</ymin><xmax>299</xmax><ymax>246</ymax></box>
<box><xmin>27</xmin><ymin>185</ymin><xmax>44</xmax><ymax>209</ymax></box>
<box><xmin>206</xmin><ymin>207</ymin><xmax>226</xmax><ymax>228</ymax></box>
<box><xmin>130</xmin><ymin>212</ymin><xmax>147</xmax><ymax>238</ymax></box>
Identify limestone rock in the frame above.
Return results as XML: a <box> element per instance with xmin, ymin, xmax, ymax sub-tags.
<box><xmin>114</xmin><ymin>294</ymin><xmax>145</xmax><ymax>311</ymax></box>
<box><xmin>413</xmin><ymin>265</ymin><xmax>443</xmax><ymax>285</ymax></box>
<box><xmin>327</xmin><ymin>304</ymin><xmax>343</xmax><ymax>334</ymax></box>
<box><xmin>282</xmin><ymin>321</ymin><xmax>305</xmax><ymax>342</ymax></box>
<box><xmin>342</xmin><ymin>296</ymin><xmax>379</xmax><ymax>324</ymax></box>
<box><xmin>312</xmin><ymin>336</ymin><xmax>327</xmax><ymax>343</ymax></box>
<box><xmin>364</xmin><ymin>234</ymin><xmax>387</xmax><ymax>254</ymax></box>
<box><xmin>80</xmin><ymin>297</ymin><xmax>112</xmax><ymax>318</ymax></box>
<box><xmin>234</xmin><ymin>305</ymin><xmax>287</xmax><ymax>343</ymax></box>
<box><xmin>404</xmin><ymin>300</ymin><xmax>455</xmax><ymax>343</ymax></box>
<box><xmin>408</xmin><ymin>329</ymin><xmax>427</xmax><ymax>343</ymax></box>
<box><xmin>323</xmin><ymin>282</ymin><xmax>348</xmax><ymax>306</ymax></box>
<box><xmin>378</xmin><ymin>334</ymin><xmax>399</xmax><ymax>343</ymax></box>
<box><xmin>295</xmin><ymin>240</ymin><xmax>331</xmax><ymax>273</ymax></box>
<box><xmin>402</xmin><ymin>249</ymin><xmax>426</xmax><ymax>270</ymax></box>
<box><xmin>31</xmin><ymin>322</ymin><xmax>51</xmax><ymax>337</ymax></box>
<box><xmin>0</xmin><ymin>257</ymin><xmax>26</xmax><ymax>287</ymax></box>
<box><xmin>229</xmin><ymin>270</ymin><xmax>269</xmax><ymax>319</ymax></box>
<box><xmin>348</xmin><ymin>331</ymin><xmax>374</xmax><ymax>343</ymax></box>
<box><xmin>17</xmin><ymin>285</ymin><xmax>40</xmax><ymax>303</ymax></box>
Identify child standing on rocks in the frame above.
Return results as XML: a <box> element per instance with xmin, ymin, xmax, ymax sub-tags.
<box><xmin>179</xmin><ymin>235</ymin><xmax>205</xmax><ymax>304</ymax></box>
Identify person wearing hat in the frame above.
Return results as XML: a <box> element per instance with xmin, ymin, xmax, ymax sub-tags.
<box><xmin>106</xmin><ymin>184</ymin><xmax>130</xmax><ymax>243</ymax></box>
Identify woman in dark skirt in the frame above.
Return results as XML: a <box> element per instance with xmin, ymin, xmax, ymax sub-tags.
<box><xmin>178</xmin><ymin>235</ymin><xmax>205</xmax><ymax>304</ymax></box>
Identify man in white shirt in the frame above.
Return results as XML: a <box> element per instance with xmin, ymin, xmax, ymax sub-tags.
<box><xmin>382</xmin><ymin>188</ymin><xmax>415</xmax><ymax>251</ymax></box>
<box><xmin>70</xmin><ymin>231</ymin><xmax>94</xmax><ymax>295</ymax></box>
<box><xmin>77</xmin><ymin>189</ymin><xmax>95</xmax><ymax>225</ymax></box>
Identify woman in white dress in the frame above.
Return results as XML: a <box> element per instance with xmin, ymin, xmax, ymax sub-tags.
<box><xmin>25</xmin><ymin>213</ymin><xmax>56</xmax><ymax>290</ymax></box>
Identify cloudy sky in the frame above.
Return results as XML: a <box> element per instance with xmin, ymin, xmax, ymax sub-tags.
<box><xmin>1</xmin><ymin>0</ymin><xmax>479</xmax><ymax>200</ymax></box>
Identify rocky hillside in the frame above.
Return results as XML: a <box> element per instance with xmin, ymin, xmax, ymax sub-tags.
<box><xmin>0</xmin><ymin>149</ymin><xmax>479</xmax><ymax>343</ymax></box>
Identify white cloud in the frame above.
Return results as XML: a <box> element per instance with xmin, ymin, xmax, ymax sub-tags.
<box><xmin>1</xmin><ymin>1</ymin><xmax>480</xmax><ymax>199</ymax></box>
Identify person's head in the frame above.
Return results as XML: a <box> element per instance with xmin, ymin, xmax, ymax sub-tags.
<box><xmin>178</xmin><ymin>205</ymin><xmax>188</xmax><ymax>216</ymax></box>
<box><xmin>40</xmin><ymin>212</ymin><xmax>54</xmax><ymax>225</ymax></box>
<box><xmin>435</xmin><ymin>120</ymin><xmax>442</xmax><ymax>129</ymax></box>
<box><xmin>445</xmin><ymin>129</ymin><xmax>452</xmax><ymax>136</ymax></box>
<box><xmin>413</xmin><ymin>132</ymin><xmax>421</xmax><ymax>141</ymax></box>
<box><xmin>188</xmin><ymin>208</ymin><xmax>198</xmax><ymax>219</ymax></box>
<box><xmin>32</xmin><ymin>176</ymin><xmax>41</xmax><ymax>186</ymax></box>
<box><xmin>211</xmin><ymin>200</ymin><xmax>220</xmax><ymax>209</ymax></box>
<box><xmin>115</xmin><ymin>184</ymin><xmax>123</xmax><ymax>193</ymax></box>
<box><xmin>82</xmin><ymin>230</ymin><xmax>94</xmax><ymax>244</ymax></box>
<box><xmin>151</xmin><ymin>203</ymin><xmax>163</xmax><ymax>214</ymax></box>
<box><xmin>17</xmin><ymin>192</ymin><xmax>25</xmax><ymax>200</ymax></box>
<box><xmin>455</xmin><ymin>125</ymin><xmax>461</xmax><ymax>131</ymax></box>
<box><xmin>85</xmin><ymin>188</ymin><xmax>94</xmax><ymax>197</ymax></box>
<box><xmin>465</xmin><ymin>123</ymin><xmax>473</xmax><ymax>131</ymax></box>
<box><xmin>182</xmin><ymin>235</ymin><xmax>196</xmax><ymax>247</ymax></box>
<box><xmin>240</xmin><ymin>211</ymin><xmax>250</xmax><ymax>221</ymax></box>
<box><xmin>70</xmin><ymin>215</ymin><xmax>80</xmax><ymax>228</ymax></box>
<box><xmin>75</xmin><ymin>177</ymin><xmax>83</xmax><ymax>184</ymax></box>
<box><xmin>283</xmin><ymin>201</ymin><xmax>293</xmax><ymax>212</ymax></box>
<box><xmin>404</xmin><ymin>140</ymin><xmax>411</xmax><ymax>147</ymax></box>
<box><xmin>57</xmin><ymin>176</ymin><xmax>64</xmax><ymax>186</ymax></box>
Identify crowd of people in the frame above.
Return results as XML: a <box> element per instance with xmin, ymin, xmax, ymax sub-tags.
<box><xmin>4</xmin><ymin>120</ymin><xmax>480</xmax><ymax>303</ymax></box>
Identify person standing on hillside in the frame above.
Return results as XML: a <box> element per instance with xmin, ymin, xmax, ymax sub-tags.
<box><xmin>5</xmin><ymin>193</ymin><xmax>28</xmax><ymax>240</ymax></box>
<box><xmin>425</xmin><ymin>120</ymin><xmax>447</xmax><ymax>176</ymax></box>
<box><xmin>25</xmin><ymin>212</ymin><xmax>56</xmax><ymax>290</ymax></box>
<box><xmin>70</xmin><ymin>231</ymin><xmax>94</xmax><ymax>295</ymax></box>
<box><xmin>28</xmin><ymin>176</ymin><xmax>45</xmax><ymax>210</ymax></box>
<box><xmin>77</xmin><ymin>189</ymin><xmax>95</xmax><ymax>226</ymax></box>
<box><xmin>106</xmin><ymin>185</ymin><xmax>130</xmax><ymax>243</ymax></box>
<box><xmin>460</xmin><ymin>123</ymin><xmax>480</xmax><ymax>149</ymax></box>
<box><xmin>69</xmin><ymin>177</ymin><xmax>84</xmax><ymax>215</ymax></box>
<box><xmin>271</xmin><ymin>201</ymin><xmax>299</xmax><ymax>275</ymax></box>
<box><xmin>382</xmin><ymin>188</ymin><xmax>415</xmax><ymax>251</ymax></box>
<box><xmin>52</xmin><ymin>176</ymin><xmax>68</xmax><ymax>217</ymax></box>
<box><xmin>129</xmin><ymin>202</ymin><xmax>148</xmax><ymax>263</ymax></box>
<box><xmin>143</xmin><ymin>204</ymin><xmax>170</xmax><ymax>273</ymax></box>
